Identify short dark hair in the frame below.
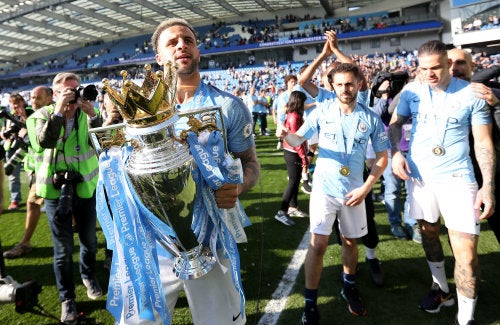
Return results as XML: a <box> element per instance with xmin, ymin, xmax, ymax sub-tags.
<box><xmin>9</xmin><ymin>93</ymin><xmax>26</xmax><ymax>106</ymax></box>
<box><xmin>152</xmin><ymin>18</ymin><xmax>198</xmax><ymax>54</ymax></box>
<box><xmin>283</xmin><ymin>74</ymin><xmax>298</xmax><ymax>84</ymax></box>
<box><xmin>329</xmin><ymin>63</ymin><xmax>362</xmax><ymax>81</ymax></box>
<box><xmin>418</xmin><ymin>40</ymin><xmax>447</xmax><ymax>58</ymax></box>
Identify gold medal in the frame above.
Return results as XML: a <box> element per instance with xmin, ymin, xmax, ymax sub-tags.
<box><xmin>432</xmin><ymin>145</ymin><xmax>445</xmax><ymax>156</ymax></box>
<box><xmin>339</xmin><ymin>165</ymin><xmax>351</xmax><ymax>176</ymax></box>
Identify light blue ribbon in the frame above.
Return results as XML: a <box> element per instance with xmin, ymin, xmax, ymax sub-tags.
<box><xmin>96</xmin><ymin>147</ymin><xmax>170</xmax><ymax>324</ymax></box>
<box><xmin>97</xmin><ymin>128</ymin><xmax>250</xmax><ymax>321</ymax></box>
<box><xmin>186</xmin><ymin>130</ymin><xmax>247</xmax><ymax>317</ymax></box>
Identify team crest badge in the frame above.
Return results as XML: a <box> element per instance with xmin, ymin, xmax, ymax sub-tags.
<box><xmin>358</xmin><ymin>122</ymin><xmax>368</xmax><ymax>133</ymax></box>
<box><xmin>243</xmin><ymin>123</ymin><xmax>253</xmax><ymax>138</ymax></box>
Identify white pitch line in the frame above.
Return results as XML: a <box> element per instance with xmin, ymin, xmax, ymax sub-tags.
<box><xmin>257</xmin><ymin>229</ymin><xmax>311</xmax><ymax>325</ymax></box>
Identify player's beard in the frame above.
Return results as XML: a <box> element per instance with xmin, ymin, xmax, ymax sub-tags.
<box><xmin>176</xmin><ymin>53</ymin><xmax>200</xmax><ymax>77</ymax></box>
<box><xmin>451</xmin><ymin>71</ymin><xmax>465</xmax><ymax>79</ymax></box>
<box><xmin>337</xmin><ymin>92</ymin><xmax>357</xmax><ymax>105</ymax></box>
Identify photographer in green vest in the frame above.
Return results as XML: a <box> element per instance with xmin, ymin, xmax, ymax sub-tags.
<box><xmin>26</xmin><ymin>72</ymin><xmax>103</xmax><ymax>325</ymax></box>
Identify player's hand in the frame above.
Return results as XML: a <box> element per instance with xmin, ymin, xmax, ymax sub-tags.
<box><xmin>215</xmin><ymin>183</ymin><xmax>239</xmax><ymax>209</ymax></box>
<box><xmin>275</xmin><ymin>125</ymin><xmax>288</xmax><ymax>138</ymax></box>
<box><xmin>344</xmin><ymin>187</ymin><xmax>368</xmax><ymax>206</ymax></box>
<box><xmin>325</xmin><ymin>30</ymin><xmax>339</xmax><ymax>53</ymax></box>
<box><xmin>471</xmin><ymin>82</ymin><xmax>499</xmax><ymax>107</ymax></box>
<box><xmin>391</xmin><ymin>151</ymin><xmax>411</xmax><ymax>180</ymax></box>
<box><xmin>475</xmin><ymin>187</ymin><xmax>495</xmax><ymax>220</ymax></box>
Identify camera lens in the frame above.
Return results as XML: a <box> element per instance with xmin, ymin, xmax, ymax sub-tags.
<box><xmin>81</xmin><ymin>85</ymin><xmax>98</xmax><ymax>102</ymax></box>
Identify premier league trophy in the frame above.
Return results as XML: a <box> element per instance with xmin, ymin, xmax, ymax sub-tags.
<box><xmin>90</xmin><ymin>64</ymin><xmax>247</xmax><ymax>323</ymax></box>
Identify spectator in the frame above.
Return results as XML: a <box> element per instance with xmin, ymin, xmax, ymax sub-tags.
<box><xmin>274</xmin><ymin>90</ymin><xmax>309</xmax><ymax>226</ymax></box>
<box><xmin>1</xmin><ymin>94</ymin><xmax>33</xmax><ymax>211</ymax></box>
<box><xmin>3</xmin><ymin>86</ymin><xmax>53</xmax><ymax>259</ymax></box>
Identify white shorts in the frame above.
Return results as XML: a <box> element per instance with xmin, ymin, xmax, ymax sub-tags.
<box><xmin>365</xmin><ymin>141</ymin><xmax>375</xmax><ymax>160</ymax></box>
<box><xmin>309</xmin><ymin>191</ymin><xmax>368</xmax><ymax>238</ymax></box>
<box><xmin>406</xmin><ymin>179</ymin><xmax>480</xmax><ymax>235</ymax></box>
<box><xmin>119</xmin><ymin>251</ymin><xmax>245</xmax><ymax>325</ymax></box>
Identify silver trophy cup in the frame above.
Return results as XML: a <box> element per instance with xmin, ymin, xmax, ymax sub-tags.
<box><xmin>90</xmin><ymin>64</ymin><xmax>223</xmax><ymax>280</ymax></box>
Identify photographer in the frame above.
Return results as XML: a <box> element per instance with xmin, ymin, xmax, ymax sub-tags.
<box><xmin>0</xmin><ymin>94</ymin><xmax>33</xmax><ymax>211</ymax></box>
<box><xmin>26</xmin><ymin>73</ymin><xmax>102</xmax><ymax>325</ymax></box>
<box><xmin>369</xmin><ymin>70</ymin><xmax>421</xmax><ymax>242</ymax></box>
<box><xmin>4</xmin><ymin>86</ymin><xmax>54</xmax><ymax>259</ymax></box>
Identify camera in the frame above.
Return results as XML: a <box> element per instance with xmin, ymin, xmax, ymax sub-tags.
<box><xmin>0</xmin><ymin>108</ymin><xmax>25</xmax><ymax>139</ymax></box>
<box><xmin>370</xmin><ymin>70</ymin><xmax>410</xmax><ymax>103</ymax></box>
<box><xmin>0</xmin><ymin>107</ymin><xmax>29</xmax><ymax>174</ymax></box>
<box><xmin>14</xmin><ymin>279</ymin><xmax>42</xmax><ymax>314</ymax></box>
<box><xmin>69</xmin><ymin>84</ymin><xmax>99</xmax><ymax>104</ymax></box>
<box><xmin>1</xmin><ymin>124</ymin><xmax>20</xmax><ymax>139</ymax></box>
<box><xmin>4</xmin><ymin>136</ymin><xmax>29</xmax><ymax>175</ymax></box>
<box><xmin>53</xmin><ymin>170</ymin><xmax>83</xmax><ymax>218</ymax></box>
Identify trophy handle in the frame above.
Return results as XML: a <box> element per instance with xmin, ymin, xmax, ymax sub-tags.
<box><xmin>89</xmin><ymin>106</ymin><xmax>227</xmax><ymax>155</ymax></box>
<box><xmin>89</xmin><ymin>122</ymin><xmax>128</xmax><ymax>155</ymax></box>
<box><xmin>178</xmin><ymin>106</ymin><xmax>228</xmax><ymax>155</ymax></box>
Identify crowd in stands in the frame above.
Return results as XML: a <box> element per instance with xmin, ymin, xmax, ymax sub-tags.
<box><xmin>458</xmin><ymin>14</ymin><xmax>500</xmax><ymax>33</ymax></box>
<box><xmin>0</xmin><ymin>10</ymin><xmax>438</xmax><ymax>81</ymax></box>
<box><xmin>197</xmin><ymin>12</ymin><xmax>414</xmax><ymax>52</ymax></box>
<box><xmin>1</xmin><ymin>48</ymin><xmax>499</xmax><ymax>110</ymax></box>
<box><xmin>196</xmin><ymin>50</ymin><xmax>498</xmax><ymax>100</ymax></box>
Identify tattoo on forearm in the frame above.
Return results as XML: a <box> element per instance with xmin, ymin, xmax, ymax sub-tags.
<box><xmin>475</xmin><ymin>143</ymin><xmax>496</xmax><ymax>189</ymax></box>
<box><xmin>234</xmin><ymin>146</ymin><xmax>260</xmax><ymax>194</ymax></box>
<box><xmin>387</xmin><ymin>115</ymin><xmax>408</xmax><ymax>154</ymax></box>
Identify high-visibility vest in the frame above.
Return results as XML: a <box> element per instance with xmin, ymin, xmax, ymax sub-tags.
<box><xmin>26</xmin><ymin>105</ymin><xmax>99</xmax><ymax>199</ymax></box>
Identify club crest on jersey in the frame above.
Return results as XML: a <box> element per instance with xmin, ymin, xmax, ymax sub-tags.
<box><xmin>358</xmin><ymin>122</ymin><xmax>368</xmax><ymax>133</ymax></box>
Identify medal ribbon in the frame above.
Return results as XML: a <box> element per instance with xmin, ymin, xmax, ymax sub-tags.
<box><xmin>97</xmin><ymin>147</ymin><xmax>170</xmax><ymax>324</ymax></box>
<box><xmin>425</xmin><ymin>84</ymin><xmax>453</xmax><ymax>149</ymax></box>
<box><xmin>336</xmin><ymin>104</ymin><xmax>360</xmax><ymax>169</ymax></box>
<box><xmin>186</xmin><ymin>129</ymin><xmax>247</xmax><ymax>318</ymax></box>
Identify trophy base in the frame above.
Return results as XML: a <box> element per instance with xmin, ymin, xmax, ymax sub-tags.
<box><xmin>173</xmin><ymin>246</ymin><xmax>216</xmax><ymax>280</ymax></box>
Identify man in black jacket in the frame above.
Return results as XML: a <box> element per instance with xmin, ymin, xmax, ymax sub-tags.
<box><xmin>448</xmin><ymin>48</ymin><xmax>500</xmax><ymax>244</ymax></box>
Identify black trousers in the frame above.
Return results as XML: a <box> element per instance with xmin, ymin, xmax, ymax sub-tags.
<box><xmin>281</xmin><ymin>150</ymin><xmax>301</xmax><ymax>212</ymax></box>
<box><xmin>252</xmin><ymin>112</ymin><xmax>268</xmax><ymax>135</ymax></box>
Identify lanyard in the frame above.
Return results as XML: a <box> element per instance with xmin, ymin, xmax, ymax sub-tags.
<box><xmin>423</xmin><ymin>82</ymin><xmax>456</xmax><ymax>148</ymax></box>
<box><xmin>335</xmin><ymin>103</ymin><xmax>360</xmax><ymax>167</ymax></box>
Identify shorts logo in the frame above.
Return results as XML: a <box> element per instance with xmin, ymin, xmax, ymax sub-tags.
<box><xmin>233</xmin><ymin>312</ymin><xmax>241</xmax><ymax>321</ymax></box>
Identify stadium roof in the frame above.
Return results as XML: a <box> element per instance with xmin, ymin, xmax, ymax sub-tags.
<box><xmin>0</xmin><ymin>0</ymin><xmax>378</xmax><ymax>65</ymax></box>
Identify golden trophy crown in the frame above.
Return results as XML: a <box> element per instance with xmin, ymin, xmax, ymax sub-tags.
<box><xmin>102</xmin><ymin>63</ymin><xmax>178</xmax><ymax>127</ymax></box>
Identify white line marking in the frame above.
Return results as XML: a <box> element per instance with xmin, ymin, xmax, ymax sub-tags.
<box><xmin>257</xmin><ymin>229</ymin><xmax>311</xmax><ymax>325</ymax></box>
